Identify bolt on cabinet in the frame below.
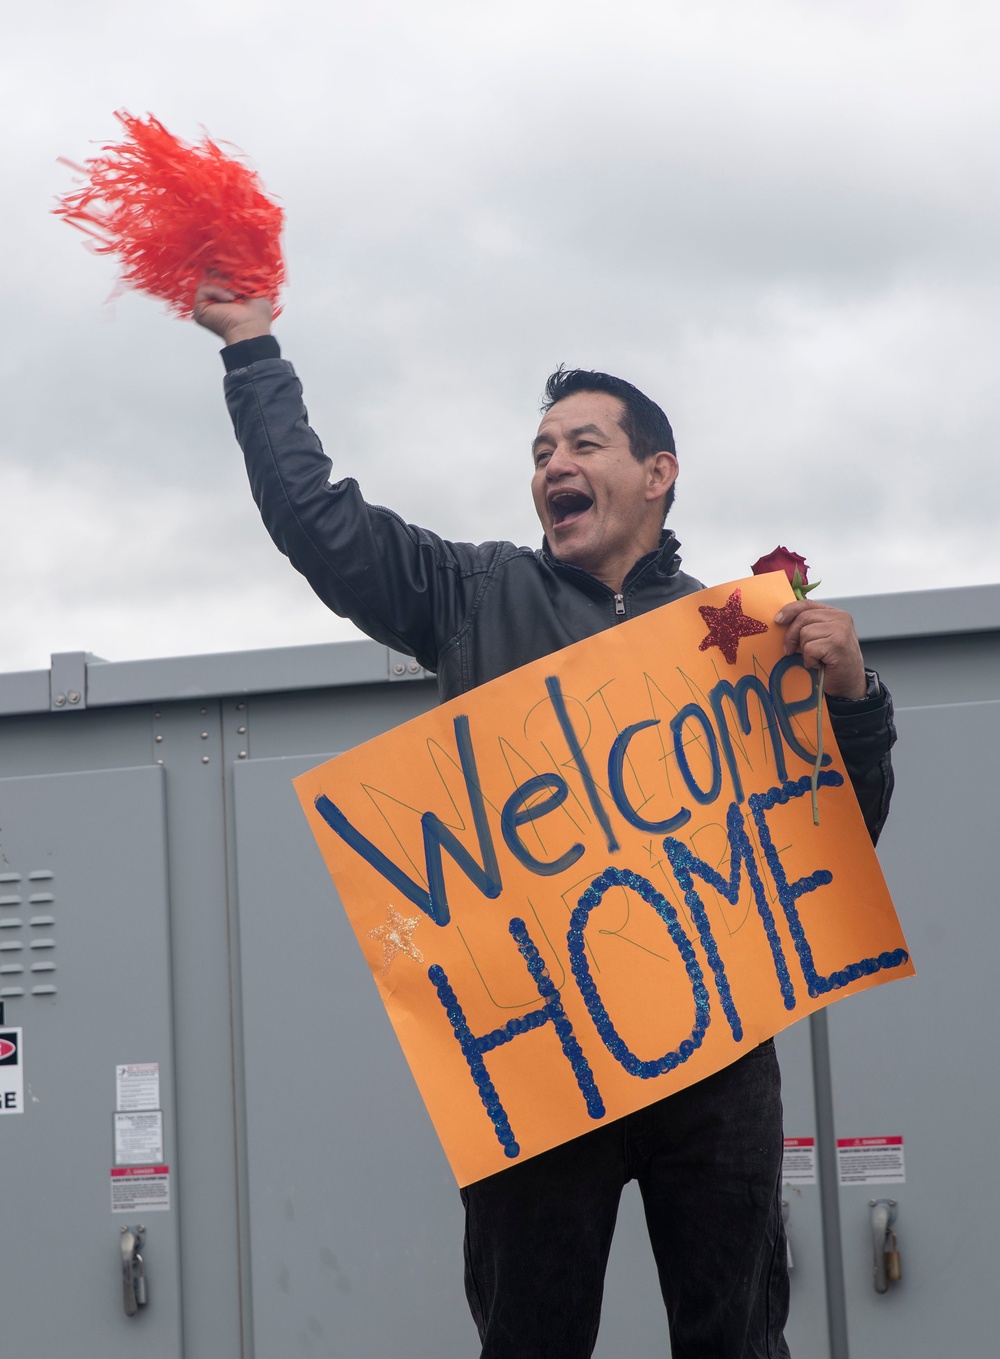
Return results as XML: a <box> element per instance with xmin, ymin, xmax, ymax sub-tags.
<box><xmin>0</xmin><ymin>586</ymin><xmax>998</xmax><ymax>1357</ymax></box>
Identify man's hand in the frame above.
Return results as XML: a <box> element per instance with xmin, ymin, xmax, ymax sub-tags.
<box><xmin>773</xmin><ymin>599</ymin><xmax>867</xmax><ymax>699</ymax></box>
<box><xmin>193</xmin><ymin>280</ymin><xmax>273</xmax><ymax>347</ymax></box>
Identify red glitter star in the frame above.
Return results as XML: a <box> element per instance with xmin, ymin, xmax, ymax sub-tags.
<box><xmin>698</xmin><ymin>588</ymin><xmax>769</xmax><ymax>665</ymax></box>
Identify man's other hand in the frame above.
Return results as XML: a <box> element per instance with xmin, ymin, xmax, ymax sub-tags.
<box><xmin>773</xmin><ymin>599</ymin><xmax>867</xmax><ymax>700</ymax></box>
<box><xmin>193</xmin><ymin>281</ymin><xmax>273</xmax><ymax>347</ymax></box>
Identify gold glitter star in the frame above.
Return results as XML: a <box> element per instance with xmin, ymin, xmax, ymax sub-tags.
<box><xmin>369</xmin><ymin>904</ymin><xmax>425</xmax><ymax>977</ymax></box>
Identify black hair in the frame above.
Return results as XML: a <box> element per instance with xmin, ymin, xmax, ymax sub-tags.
<box><xmin>541</xmin><ymin>366</ymin><xmax>677</xmax><ymax>517</ymax></box>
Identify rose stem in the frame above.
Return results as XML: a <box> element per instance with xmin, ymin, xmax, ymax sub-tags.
<box><xmin>811</xmin><ymin>664</ymin><xmax>825</xmax><ymax>826</ymax></box>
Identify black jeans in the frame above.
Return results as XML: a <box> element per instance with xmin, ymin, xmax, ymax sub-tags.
<box><xmin>460</xmin><ymin>1040</ymin><xmax>790</xmax><ymax>1358</ymax></box>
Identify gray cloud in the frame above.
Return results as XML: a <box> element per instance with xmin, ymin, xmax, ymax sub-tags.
<box><xmin>3</xmin><ymin>0</ymin><xmax>998</xmax><ymax>670</ymax></box>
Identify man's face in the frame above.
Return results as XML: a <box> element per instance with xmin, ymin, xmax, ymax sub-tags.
<box><xmin>531</xmin><ymin>391</ymin><xmax>677</xmax><ymax>590</ymax></box>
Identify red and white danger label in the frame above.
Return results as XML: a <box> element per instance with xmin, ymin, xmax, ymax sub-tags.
<box><xmin>0</xmin><ymin>1028</ymin><xmax>23</xmax><ymax>1116</ymax></box>
<box><xmin>782</xmin><ymin>1136</ymin><xmax>817</xmax><ymax>1185</ymax></box>
<box><xmin>110</xmin><ymin>1164</ymin><xmax>171</xmax><ymax>1213</ymax></box>
<box><xmin>836</xmin><ymin>1136</ymin><xmax>905</xmax><ymax>1185</ymax></box>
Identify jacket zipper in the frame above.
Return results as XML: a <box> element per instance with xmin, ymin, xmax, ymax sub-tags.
<box><xmin>614</xmin><ymin>593</ymin><xmax>626</xmax><ymax>618</ymax></box>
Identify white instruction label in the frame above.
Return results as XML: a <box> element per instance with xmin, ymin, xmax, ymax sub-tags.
<box><xmin>116</xmin><ymin>1062</ymin><xmax>160</xmax><ymax>1111</ymax></box>
<box><xmin>111</xmin><ymin>1165</ymin><xmax>171</xmax><ymax>1213</ymax></box>
<box><xmin>0</xmin><ymin>1029</ymin><xmax>23</xmax><ymax>1115</ymax></box>
<box><xmin>114</xmin><ymin>1110</ymin><xmax>164</xmax><ymax>1165</ymax></box>
<box><xmin>837</xmin><ymin>1136</ymin><xmax>905</xmax><ymax>1185</ymax></box>
<box><xmin>782</xmin><ymin>1136</ymin><xmax>817</xmax><ymax>1185</ymax></box>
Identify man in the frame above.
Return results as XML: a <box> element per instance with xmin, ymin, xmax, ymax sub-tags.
<box><xmin>195</xmin><ymin>283</ymin><xmax>895</xmax><ymax>1358</ymax></box>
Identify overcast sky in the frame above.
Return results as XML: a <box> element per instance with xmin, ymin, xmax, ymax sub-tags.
<box><xmin>3</xmin><ymin>0</ymin><xmax>998</xmax><ymax>674</ymax></box>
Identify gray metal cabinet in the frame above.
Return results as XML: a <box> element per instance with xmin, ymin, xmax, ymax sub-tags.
<box><xmin>1</xmin><ymin>584</ymin><xmax>997</xmax><ymax>1357</ymax></box>
<box><xmin>827</xmin><ymin>689</ymin><xmax>1000</xmax><ymax>1355</ymax></box>
<box><xmin>0</xmin><ymin>765</ymin><xmax>182</xmax><ymax>1356</ymax></box>
<box><xmin>775</xmin><ymin>1020</ymin><xmax>832</xmax><ymax>1359</ymax></box>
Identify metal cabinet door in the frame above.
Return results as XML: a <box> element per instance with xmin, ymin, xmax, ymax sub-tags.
<box><xmin>0</xmin><ymin>765</ymin><xmax>183</xmax><ymax>1357</ymax></box>
<box><xmin>775</xmin><ymin>1021</ymin><xmax>831</xmax><ymax>1359</ymax></box>
<box><xmin>828</xmin><ymin>699</ymin><xmax>1000</xmax><ymax>1355</ymax></box>
<box><xmin>233</xmin><ymin>754</ymin><xmax>477</xmax><ymax>1359</ymax></box>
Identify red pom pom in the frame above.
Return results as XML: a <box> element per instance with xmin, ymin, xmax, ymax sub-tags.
<box><xmin>54</xmin><ymin>111</ymin><xmax>285</xmax><ymax>318</ymax></box>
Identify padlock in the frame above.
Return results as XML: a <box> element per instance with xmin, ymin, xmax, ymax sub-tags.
<box><xmin>884</xmin><ymin>1230</ymin><xmax>902</xmax><ymax>1283</ymax></box>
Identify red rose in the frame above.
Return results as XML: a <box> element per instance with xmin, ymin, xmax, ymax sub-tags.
<box><xmin>752</xmin><ymin>544</ymin><xmax>823</xmax><ymax>824</ymax></box>
<box><xmin>751</xmin><ymin>546</ymin><xmax>809</xmax><ymax>590</ymax></box>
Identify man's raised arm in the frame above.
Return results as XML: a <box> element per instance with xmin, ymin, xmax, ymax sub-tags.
<box><xmin>193</xmin><ymin>282</ymin><xmax>487</xmax><ymax>676</ymax></box>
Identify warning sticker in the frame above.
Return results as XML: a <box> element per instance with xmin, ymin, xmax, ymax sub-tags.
<box><xmin>0</xmin><ymin>1028</ymin><xmax>23</xmax><ymax>1115</ymax></box>
<box><xmin>116</xmin><ymin>1063</ymin><xmax>160</xmax><ymax>1112</ymax></box>
<box><xmin>782</xmin><ymin>1136</ymin><xmax>817</xmax><ymax>1185</ymax></box>
<box><xmin>111</xmin><ymin>1165</ymin><xmax>171</xmax><ymax>1213</ymax></box>
<box><xmin>837</xmin><ymin>1136</ymin><xmax>905</xmax><ymax>1185</ymax></box>
<box><xmin>114</xmin><ymin>1110</ymin><xmax>164</xmax><ymax>1165</ymax></box>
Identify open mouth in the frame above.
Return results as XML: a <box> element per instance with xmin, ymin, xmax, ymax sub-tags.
<box><xmin>548</xmin><ymin>489</ymin><xmax>594</xmax><ymax>527</ymax></box>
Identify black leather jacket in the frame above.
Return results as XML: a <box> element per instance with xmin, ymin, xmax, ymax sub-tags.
<box><xmin>222</xmin><ymin>336</ymin><xmax>895</xmax><ymax>840</ymax></box>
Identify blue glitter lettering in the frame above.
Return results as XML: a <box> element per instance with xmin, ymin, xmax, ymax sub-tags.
<box><xmin>567</xmin><ymin>867</ymin><xmax>711</xmax><ymax>1077</ymax></box>
<box><xmin>749</xmin><ymin>773</ymin><xmax>909</xmax><ymax>996</ymax></box>
<box><xmin>429</xmin><ymin>920</ymin><xmax>605</xmax><ymax>1158</ymax></box>
<box><xmin>664</xmin><ymin>802</ymin><xmax>796</xmax><ymax>1018</ymax></box>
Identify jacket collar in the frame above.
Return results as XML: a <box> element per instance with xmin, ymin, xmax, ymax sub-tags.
<box><xmin>540</xmin><ymin>529</ymin><xmax>683</xmax><ymax>592</ymax></box>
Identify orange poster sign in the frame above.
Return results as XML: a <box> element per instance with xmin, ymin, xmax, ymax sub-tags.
<box><xmin>294</xmin><ymin>574</ymin><xmax>912</xmax><ymax>1186</ymax></box>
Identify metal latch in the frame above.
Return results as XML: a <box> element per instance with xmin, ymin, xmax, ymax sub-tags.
<box><xmin>781</xmin><ymin>1198</ymin><xmax>794</xmax><ymax>1271</ymax></box>
<box><xmin>869</xmin><ymin>1199</ymin><xmax>901</xmax><ymax>1293</ymax></box>
<box><xmin>120</xmin><ymin>1224</ymin><xmax>148</xmax><ymax>1317</ymax></box>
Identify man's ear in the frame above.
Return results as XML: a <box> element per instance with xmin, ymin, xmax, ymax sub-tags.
<box><xmin>644</xmin><ymin>451</ymin><xmax>679</xmax><ymax>502</ymax></box>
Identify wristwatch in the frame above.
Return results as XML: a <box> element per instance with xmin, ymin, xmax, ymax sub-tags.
<box><xmin>835</xmin><ymin>668</ymin><xmax>882</xmax><ymax>704</ymax></box>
